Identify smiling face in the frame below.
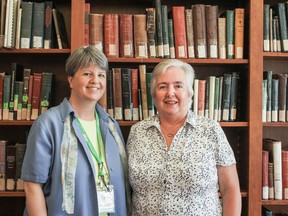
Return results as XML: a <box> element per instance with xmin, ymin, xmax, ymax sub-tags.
<box><xmin>154</xmin><ymin>66</ymin><xmax>192</xmax><ymax>120</ymax></box>
<box><xmin>68</xmin><ymin>64</ymin><xmax>106</xmax><ymax>104</ymax></box>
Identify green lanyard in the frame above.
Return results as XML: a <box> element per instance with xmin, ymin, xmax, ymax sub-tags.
<box><xmin>76</xmin><ymin>111</ymin><xmax>105</xmax><ymax>178</ymax></box>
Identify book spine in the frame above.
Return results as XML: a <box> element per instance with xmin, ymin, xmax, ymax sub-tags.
<box><xmin>193</xmin><ymin>79</ymin><xmax>198</xmax><ymax>114</ymax></box>
<box><xmin>161</xmin><ymin>5</ymin><xmax>170</xmax><ymax>58</ymax></box>
<box><xmin>0</xmin><ymin>141</ymin><xmax>7</xmax><ymax>191</ymax></box>
<box><xmin>2</xmin><ymin>75</ymin><xmax>11</xmax><ymax>120</ymax></box>
<box><xmin>226</xmin><ymin>10</ymin><xmax>235</xmax><ymax>59</ymax></box>
<box><xmin>134</xmin><ymin>14</ymin><xmax>148</xmax><ymax>58</ymax></box>
<box><xmin>119</xmin><ymin>14</ymin><xmax>134</xmax><ymax>58</ymax></box>
<box><xmin>185</xmin><ymin>9</ymin><xmax>195</xmax><ymax>58</ymax></box>
<box><xmin>146</xmin><ymin>72</ymin><xmax>154</xmax><ymax>117</ymax></box>
<box><xmin>218</xmin><ymin>17</ymin><xmax>226</xmax><ymax>59</ymax></box>
<box><xmin>282</xmin><ymin>150</ymin><xmax>288</xmax><ymax>199</ymax></box>
<box><xmin>21</xmin><ymin>69</ymin><xmax>31</xmax><ymax>120</ymax></box>
<box><xmin>264</xmin><ymin>71</ymin><xmax>272</xmax><ymax>122</ymax></box>
<box><xmin>31</xmin><ymin>2</ymin><xmax>45</xmax><ymax>48</ymax></box>
<box><xmin>112</xmin><ymin>68</ymin><xmax>123</xmax><ymax>120</ymax></box>
<box><xmin>234</xmin><ymin>8</ymin><xmax>245</xmax><ymax>59</ymax></box>
<box><xmin>121</xmin><ymin>68</ymin><xmax>132</xmax><ymax>121</ymax></box>
<box><xmin>106</xmin><ymin>69</ymin><xmax>114</xmax><ymax>118</ymax></box>
<box><xmin>278</xmin><ymin>73</ymin><xmax>287</xmax><ymax>122</ymax></box>
<box><xmin>15</xmin><ymin>143</ymin><xmax>26</xmax><ymax>191</ymax></box>
<box><xmin>44</xmin><ymin>1</ymin><xmax>54</xmax><ymax>49</ymax></box>
<box><xmin>0</xmin><ymin>73</ymin><xmax>4</xmax><ymax>120</ymax></box>
<box><xmin>172</xmin><ymin>6</ymin><xmax>187</xmax><ymax>58</ymax></box>
<box><xmin>213</xmin><ymin>77</ymin><xmax>220</xmax><ymax>121</ymax></box>
<box><xmin>278</xmin><ymin>3</ymin><xmax>288</xmax><ymax>52</ymax></box>
<box><xmin>146</xmin><ymin>8</ymin><xmax>157</xmax><ymax>58</ymax></box>
<box><xmin>31</xmin><ymin>73</ymin><xmax>42</xmax><ymax>120</ymax></box>
<box><xmin>262</xmin><ymin>80</ymin><xmax>267</xmax><ymax>122</ymax></box>
<box><xmin>131</xmin><ymin>69</ymin><xmax>139</xmax><ymax>121</ymax></box>
<box><xmin>5</xmin><ymin>144</ymin><xmax>16</xmax><ymax>191</ymax></box>
<box><xmin>84</xmin><ymin>3</ymin><xmax>90</xmax><ymax>47</ymax></box>
<box><xmin>154</xmin><ymin>0</ymin><xmax>164</xmax><ymax>58</ymax></box>
<box><xmin>222</xmin><ymin>73</ymin><xmax>232</xmax><ymax>121</ymax></box>
<box><xmin>40</xmin><ymin>72</ymin><xmax>54</xmax><ymax>114</ymax></box>
<box><xmin>263</xmin><ymin>4</ymin><xmax>270</xmax><ymax>52</ymax></box>
<box><xmin>89</xmin><ymin>14</ymin><xmax>104</xmax><ymax>52</ymax></box>
<box><xmin>167</xmin><ymin>19</ymin><xmax>175</xmax><ymax>58</ymax></box>
<box><xmin>104</xmin><ymin>14</ymin><xmax>119</xmax><ymax>57</ymax></box>
<box><xmin>262</xmin><ymin>150</ymin><xmax>269</xmax><ymax>200</ymax></box>
<box><xmin>271</xmin><ymin>78</ymin><xmax>279</xmax><ymax>122</ymax></box>
<box><xmin>139</xmin><ymin>64</ymin><xmax>148</xmax><ymax>119</ymax></box>
<box><xmin>230</xmin><ymin>72</ymin><xmax>239</xmax><ymax>121</ymax></box>
<box><xmin>197</xmin><ymin>79</ymin><xmax>206</xmax><ymax>117</ymax></box>
<box><xmin>205</xmin><ymin>5</ymin><xmax>218</xmax><ymax>59</ymax></box>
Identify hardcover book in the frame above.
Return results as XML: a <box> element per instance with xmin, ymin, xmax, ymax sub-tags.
<box><xmin>205</xmin><ymin>5</ymin><xmax>218</xmax><ymax>59</ymax></box>
<box><xmin>31</xmin><ymin>2</ymin><xmax>45</xmax><ymax>48</ymax></box>
<box><xmin>119</xmin><ymin>14</ymin><xmax>134</xmax><ymax>58</ymax></box>
<box><xmin>131</xmin><ymin>69</ymin><xmax>139</xmax><ymax>121</ymax></box>
<box><xmin>44</xmin><ymin>1</ymin><xmax>55</xmax><ymax>49</ymax></box>
<box><xmin>234</xmin><ymin>8</ymin><xmax>245</xmax><ymax>59</ymax></box>
<box><xmin>185</xmin><ymin>9</ymin><xmax>195</xmax><ymax>58</ymax></box>
<box><xmin>139</xmin><ymin>64</ymin><xmax>148</xmax><ymax>119</ymax></box>
<box><xmin>0</xmin><ymin>140</ymin><xmax>7</xmax><ymax>191</ymax></box>
<box><xmin>134</xmin><ymin>14</ymin><xmax>148</xmax><ymax>58</ymax></box>
<box><xmin>20</xmin><ymin>1</ymin><xmax>33</xmax><ymax>49</ymax></box>
<box><xmin>31</xmin><ymin>73</ymin><xmax>42</xmax><ymax>120</ymax></box>
<box><xmin>226</xmin><ymin>10</ymin><xmax>235</xmax><ymax>59</ymax></box>
<box><xmin>52</xmin><ymin>8</ymin><xmax>69</xmax><ymax>49</ymax></box>
<box><xmin>106</xmin><ymin>69</ymin><xmax>114</xmax><ymax>118</ymax></box>
<box><xmin>146</xmin><ymin>8</ymin><xmax>157</xmax><ymax>58</ymax></box>
<box><xmin>5</xmin><ymin>144</ymin><xmax>16</xmax><ymax>191</ymax></box>
<box><xmin>104</xmin><ymin>14</ymin><xmax>119</xmax><ymax>57</ymax></box>
<box><xmin>121</xmin><ymin>68</ymin><xmax>132</xmax><ymax>121</ymax></box>
<box><xmin>112</xmin><ymin>68</ymin><xmax>123</xmax><ymax>120</ymax></box>
<box><xmin>89</xmin><ymin>13</ymin><xmax>104</xmax><ymax>52</ymax></box>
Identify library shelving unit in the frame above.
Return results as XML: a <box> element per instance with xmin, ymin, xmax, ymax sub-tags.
<box><xmin>0</xmin><ymin>0</ymin><xmax>274</xmax><ymax>215</ymax></box>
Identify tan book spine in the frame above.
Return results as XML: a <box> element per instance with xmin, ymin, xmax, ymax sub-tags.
<box><xmin>134</xmin><ymin>14</ymin><xmax>148</xmax><ymax>58</ymax></box>
<box><xmin>198</xmin><ymin>79</ymin><xmax>206</xmax><ymax>117</ymax></box>
<box><xmin>185</xmin><ymin>9</ymin><xmax>195</xmax><ymax>58</ymax></box>
<box><xmin>89</xmin><ymin>14</ymin><xmax>104</xmax><ymax>52</ymax></box>
<box><xmin>139</xmin><ymin>65</ymin><xmax>148</xmax><ymax>119</ymax></box>
<box><xmin>218</xmin><ymin>17</ymin><xmax>226</xmax><ymax>59</ymax></box>
<box><xmin>234</xmin><ymin>8</ymin><xmax>245</xmax><ymax>59</ymax></box>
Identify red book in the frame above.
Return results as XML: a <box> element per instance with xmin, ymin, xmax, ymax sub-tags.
<box><xmin>119</xmin><ymin>14</ymin><xmax>134</xmax><ymax>58</ymax></box>
<box><xmin>172</xmin><ymin>6</ymin><xmax>187</xmax><ymax>58</ymax></box>
<box><xmin>262</xmin><ymin>150</ymin><xmax>269</xmax><ymax>200</ymax></box>
<box><xmin>104</xmin><ymin>14</ymin><xmax>119</xmax><ymax>57</ymax></box>
<box><xmin>31</xmin><ymin>73</ymin><xmax>42</xmax><ymax>120</ymax></box>
<box><xmin>112</xmin><ymin>68</ymin><xmax>123</xmax><ymax>120</ymax></box>
<box><xmin>282</xmin><ymin>150</ymin><xmax>288</xmax><ymax>199</ymax></box>
<box><xmin>131</xmin><ymin>69</ymin><xmax>139</xmax><ymax>121</ymax></box>
<box><xmin>198</xmin><ymin>79</ymin><xmax>206</xmax><ymax>117</ymax></box>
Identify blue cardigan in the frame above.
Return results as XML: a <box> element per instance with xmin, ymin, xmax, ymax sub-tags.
<box><xmin>21</xmin><ymin>98</ymin><xmax>127</xmax><ymax>216</ymax></box>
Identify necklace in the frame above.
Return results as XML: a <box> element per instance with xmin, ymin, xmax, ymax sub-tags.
<box><xmin>160</xmin><ymin>121</ymin><xmax>185</xmax><ymax>137</ymax></box>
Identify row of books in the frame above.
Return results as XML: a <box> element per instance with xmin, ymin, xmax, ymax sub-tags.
<box><xmin>97</xmin><ymin>65</ymin><xmax>241</xmax><ymax>122</ymax></box>
<box><xmin>0</xmin><ymin>140</ymin><xmax>26</xmax><ymax>191</ymax></box>
<box><xmin>0</xmin><ymin>63</ymin><xmax>54</xmax><ymax>121</ymax></box>
<box><xmin>264</xmin><ymin>2</ymin><xmax>288</xmax><ymax>52</ymax></box>
<box><xmin>84</xmin><ymin>1</ymin><xmax>245</xmax><ymax>59</ymax></box>
<box><xmin>262</xmin><ymin>71</ymin><xmax>288</xmax><ymax>122</ymax></box>
<box><xmin>192</xmin><ymin>73</ymin><xmax>240</xmax><ymax>122</ymax></box>
<box><xmin>262</xmin><ymin>138</ymin><xmax>288</xmax><ymax>200</ymax></box>
<box><xmin>0</xmin><ymin>0</ymin><xmax>69</xmax><ymax>49</ymax></box>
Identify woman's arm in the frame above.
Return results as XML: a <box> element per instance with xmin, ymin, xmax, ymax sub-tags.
<box><xmin>24</xmin><ymin>181</ymin><xmax>47</xmax><ymax>216</ymax></box>
<box><xmin>218</xmin><ymin>164</ymin><xmax>242</xmax><ymax>216</ymax></box>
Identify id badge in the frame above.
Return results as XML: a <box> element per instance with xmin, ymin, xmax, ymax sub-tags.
<box><xmin>97</xmin><ymin>185</ymin><xmax>115</xmax><ymax>213</ymax></box>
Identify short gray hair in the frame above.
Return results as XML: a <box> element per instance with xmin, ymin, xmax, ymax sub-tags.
<box><xmin>65</xmin><ymin>46</ymin><xmax>109</xmax><ymax>77</ymax></box>
<box><xmin>150</xmin><ymin>59</ymin><xmax>195</xmax><ymax>98</ymax></box>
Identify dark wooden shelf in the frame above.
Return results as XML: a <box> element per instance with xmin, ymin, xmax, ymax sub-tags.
<box><xmin>263</xmin><ymin>52</ymin><xmax>288</xmax><ymax>60</ymax></box>
<box><xmin>263</xmin><ymin>122</ymin><xmax>288</xmax><ymax>127</ymax></box>
<box><xmin>0</xmin><ymin>192</ymin><xmax>25</xmax><ymax>197</ymax></box>
<box><xmin>262</xmin><ymin>200</ymin><xmax>288</xmax><ymax>205</ymax></box>
<box><xmin>107</xmin><ymin>57</ymin><xmax>249</xmax><ymax>64</ymax></box>
<box><xmin>0</xmin><ymin>49</ymin><xmax>70</xmax><ymax>54</ymax></box>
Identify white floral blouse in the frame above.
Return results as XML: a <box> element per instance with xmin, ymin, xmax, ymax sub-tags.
<box><xmin>127</xmin><ymin>111</ymin><xmax>236</xmax><ymax>216</ymax></box>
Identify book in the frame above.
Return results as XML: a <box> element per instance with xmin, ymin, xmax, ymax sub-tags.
<box><xmin>222</xmin><ymin>73</ymin><xmax>232</xmax><ymax>121</ymax></box>
<box><xmin>262</xmin><ymin>79</ymin><xmax>267</xmax><ymax>122</ymax></box>
<box><xmin>5</xmin><ymin>144</ymin><xmax>16</xmax><ymax>191</ymax></box>
<box><xmin>172</xmin><ymin>6</ymin><xmax>187</xmax><ymax>58</ymax></box>
<box><xmin>218</xmin><ymin>17</ymin><xmax>226</xmax><ymax>59</ymax></box>
<box><xmin>204</xmin><ymin>77</ymin><xmax>209</xmax><ymax>118</ymax></box>
<box><xmin>139</xmin><ymin>64</ymin><xmax>148</xmax><ymax>119</ymax></box>
<box><xmin>263</xmin><ymin>138</ymin><xmax>282</xmax><ymax>200</ymax></box>
<box><xmin>14</xmin><ymin>1</ymin><xmax>21</xmax><ymax>49</ymax></box>
<box><xmin>146</xmin><ymin>8</ymin><xmax>157</xmax><ymax>58</ymax></box>
<box><xmin>44</xmin><ymin>1</ymin><xmax>55</xmax><ymax>49</ymax></box>
<box><xmin>268</xmin><ymin>162</ymin><xmax>274</xmax><ymax>199</ymax></box>
<box><xmin>193</xmin><ymin>79</ymin><xmax>198</xmax><ymax>114</ymax></box>
<box><xmin>167</xmin><ymin>19</ymin><xmax>175</xmax><ymax>58</ymax></box>
<box><xmin>104</xmin><ymin>14</ymin><xmax>119</xmax><ymax>57</ymax></box>
<box><xmin>278</xmin><ymin>73</ymin><xmax>287</xmax><ymax>122</ymax></box>
<box><xmin>106</xmin><ymin>69</ymin><xmax>114</xmax><ymax>118</ymax></box>
<box><xmin>131</xmin><ymin>68</ymin><xmax>139</xmax><ymax>121</ymax></box>
<box><xmin>161</xmin><ymin>5</ymin><xmax>170</xmax><ymax>58</ymax></box>
<box><xmin>21</xmin><ymin>68</ymin><xmax>31</xmax><ymax>120</ymax></box>
<box><xmin>262</xmin><ymin>206</ymin><xmax>272</xmax><ymax>216</ymax></box>
<box><xmin>52</xmin><ymin>8</ymin><xmax>69</xmax><ymax>49</ymax></box>
<box><xmin>40</xmin><ymin>72</ymin><xmax>54</xmax><ymax>114</ymax></box>
<box><xmin>264</xmin><ymin>71</ymin><xmax>272</xmax><ymax>122</ymax></box>
<box><xmin>262</xmin><ymin>150</ymin><xmax>269</xmax><ymax>200</ymax></box>
<box><xmin>277</xmin><ymin>3</ymin><xmax>288</xmax><ymax>52</ymax></box>
<box><xmin>121</xmin><ymin>68</ymin><xmax>132</xmax><ymax>121</ymax></box>
<box><xmin>112</xmin><ymin>68</ymin><xmax>123</xmax><ymax>120</ymax></box>
<box><xmin>31</xmin><ymin>73</ymin><xmax>42</xmax><ymax>120</ymax></box>
<box><xmin>198</xmin><ymin>79</ymin><xmax>206</xmax><ymax>117</ymax></box>
<box><xmin>271</xmin><ymin>78</ymin><xmax>279</xmax><ymax>122</ymax></box>
<box><xmin>226</xmin><ymin>10</ymin><xmax>235</xmax><ymax>59</ymax></box>
<box><xmin>0</xmin><ymin>0</ymin><xmax>6</xmax><ymax>48</ymax></box>
<box><xmin>146</xmin><ymin>72</ymin><xmax>154</xmax><ymax>117</ymax></box>
<box><xmin>205</xmin><ymin>5</ymin><xmax>218</xmax><ymax>59</ymax></box>
<box><xmin>84</xmin><ymin>3</ymin><xmax>90</xmax><ymax>47</ymax></box>
<box><xmin>192</xmin><ymin>4</ymin><xmax>207</xmax><ymax>59</ymax></box>
<box><xmin>0</xmin><ymin>72</ymin><xmax>4</xmax><ymax>120</ymax></box>
<box><xmin>217</xmin><ymin>76</ymin><xmax>223</xmax><ymax>121</ymax></box>
<box><xmin>230</xmin><ymin>72</ymin><xmax>239</xmax><ymax>121</ymax></box>
<box><xmin>134</xmin><ymin>14</ymin><xmax>148</xmax><ymax>58</ymax></box>
<box><xmin>20</xmin><ymin>1</ymin><xmax>33</xmax><ymax>49</ymax></box>
<box><xmin>234</xmin><ymin>8</ymin><xmax>245</xmax><ymax>59</ymax></box>
<box><xmin>0</xmin><ymin>140</ymin><xmax>7</xmax><ymax>191</ymax></box>
<box><xmin>208</xmin><ymin>76</ymin><xmax>215</xmax><ymax>120</ymax></box>
<box><xmin>154</xmin><ymin>0</ymin><xmax>164</xmax><ymax>58</ymax></box>
<box><xmin>4</xmin><ymin>0</ymin><xmax>18</xmax><ymax>48</ymax></box>
<box><xmin>15</xmin><ymin>143</ymin><xmax>26</xmax><ymax>191</ymax></box>
<box><xmin>16</xmin><ymin>81</ymin><xmax>23</xmax><ymax>120</ymax></box>
<box><xmin>119</xmin><ymin>14</ymin><xmax>134</xmax><ymax>58</ymax></box>
<box><xmin>26</xmin><ymin>75</ymin><xmax>33</xmax><ymax>120</ymax></box>
<box><xmin>185</xmin><ymin>9</ymin><xmax>195</xmax><ymax>58</ymax></box>
<box><xmin>263</xmin><ymin>4</ymin><xmax>270</xmax><ymax>52</ymax></box>
<box><xmin>282</xmin><ymin>150</ymin><xmax>288</xmax><ymax>199</ymax></box>
<box><xmin>2</xmin><ymin>75</ymin><xmax>11</xmax><ymax>120</ymax></box>
<box><xmin>89</xmin><ymin>13</ymin><xmax>104</xmax><ymax>52</ymax></box>
<box><xmin>213</xmin><ymin>77</ymin><xmax>220</xmax><ymax>121</ymax></box>
<box><xmin>31</xmin><ymin>2</ymin><xmax>45</xmax><ymax>48</ymax></box>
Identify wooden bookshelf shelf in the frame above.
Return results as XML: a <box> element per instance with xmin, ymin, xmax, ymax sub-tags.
<box><xmin>0</xmin><ymin>192</ymin><xmax>25</xmax><ymax>197</ymax></box>
<box><xmin>263</xmin><ymin>122</ymin><xmax>288</xmax><ymax>127</ymax></box>
<box><xmin>0</xmin><ymin>49</ymin><xmax>71</xmax><ymax>54</ymax></box>
<box><xmin>0</xmin><ymin>121</ymin><xmax>33</xmax><ymax>126</ymax></box>
<box><xmin>262</xmin><ymin>200</ymin><xmax>288</xmax><ymax>206</ymax></box>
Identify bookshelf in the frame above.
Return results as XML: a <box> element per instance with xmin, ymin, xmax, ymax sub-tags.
<box><xmin>0</xmin><ymin>0</ymin><xmax>277</xmax><ymax>216</ymax></box>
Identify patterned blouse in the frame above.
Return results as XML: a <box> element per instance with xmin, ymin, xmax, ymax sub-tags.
<box><xmin>127</xmin><ymin>111</ymin><xmax>236</xmax><ymax>216</ymax></box>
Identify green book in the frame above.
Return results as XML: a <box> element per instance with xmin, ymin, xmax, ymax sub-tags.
<box><xmin>229</xmin><ymin>72</ymin><xmax>239</xmax><ymax>121</ymax></box>
<box><xmin>31</xmin><ymin>2</ymin><xmax>45</xmax><ymax>48</ymax></box>
<box><xmin>3</xmin><ymin>75</ymin><xmax>11</xmax><ymax>120</ymax></box>
<box><xmin>167</xmin><ymin>19</ymin><xmax>175</xmax><ymax>58</ymax></box>
<box><xmin>15</xmin><ymin>143</ymin><xmax>26</xmax><ymax>191</ymax></box>
<box><xmin>214</xmin><ymin>77</ymin><xmax>220</xmax><ymax>121</ymax></box>
<box><xmin>146</xmin><ymin>72</ymin><xmax>155</xmax><ymax>117</ymax></box>
<box><xmin>20</xmin><ymin>1</ymin><xmax>34</xmax><ymax>48</ymax></box>
<box><xmin>121</xmin><ymin>68</ymin><xmax>132</xmax><ymax>121</ymax></box>
<box><xmin>161</xmin><ymin>5</ymin><xmax>170</xmax><ymax>58</ymax></box>
<box><xmin>226</xmin><ymin>10</ymin><xmax>234</xmax><ymax>59</ymax></box>
<box><xmin>222</xmin><ymin>73</ymin><xmax>232</xmax><ymax>121</ymax></box>
<box><xmin>263</xmin><ymin>4</ymin><xmax>270</xmax><ymax>51</ymax></box>
<box><xmin>277</xmin><ymin>3</ymin><xmax>288</xmax><ymax>52</ymax></box>
<box><xmin>271</xmin><ymin>78</ymin><xmax>279</xmax><ymax>122</ymax></box>
<box><xmin>264</xmin><ymin>71</ymin><xmax>272</xmax><ymax>122</ymax></box>
<box><xmin>40</xmin><ymin>72</ymin><xmax>54</xmax><ymax>114</ymax></box>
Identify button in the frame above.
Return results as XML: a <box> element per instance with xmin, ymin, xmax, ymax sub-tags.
<box><xmin>163</xmin><ymin>179</ymin><xmax>167</xmax><ymax>184</ymax></box>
